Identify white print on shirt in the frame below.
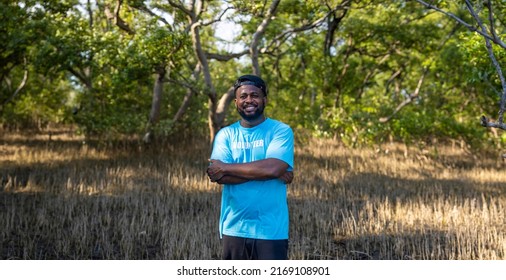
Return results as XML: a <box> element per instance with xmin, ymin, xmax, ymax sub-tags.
<box><xmin>231</xmin><ymin>140</ymin><xmax>264</xmax><ymax>150</ymax></box>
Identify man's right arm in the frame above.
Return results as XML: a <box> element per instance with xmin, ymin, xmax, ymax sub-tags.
<box><xmin>212</xmin><ymin>171</ymin><xmax>294</xmax><ymax>185</ymax></box>
<box><xmin>215</xmin><ymin>175</ymin><xmax>249</xmax><ymax>185</ymax></box>
<box><xmin>208</xmin><ymin>158</ymin><xmax>289</xmax><ymax>182</ymax></box>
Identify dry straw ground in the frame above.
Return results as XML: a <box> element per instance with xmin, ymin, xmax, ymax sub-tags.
<box><xmin>1</xmin><ymin>130</ymin><xmax>505</xmax><ymax>259</ymax></box>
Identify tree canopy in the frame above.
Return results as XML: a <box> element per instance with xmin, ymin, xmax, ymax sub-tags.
<box><xmin>2</xmin><ymin>0</ymin><xmax>505</xmax><ymax>148</ymax></box>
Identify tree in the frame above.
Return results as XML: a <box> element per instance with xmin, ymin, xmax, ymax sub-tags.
<box><xmin>0</xmin><ymin>1</ymin><xmax>42</xmax><ymax>116</ymax></box>
<box><xmin>413</xmin><ymin>0</ymin><xmax>506</xmax><ymax>131</ymax></box>
<box><xmin>0</xmin><ymin>1</ymin><xmax>81</xmax><ymax>128</ymax></box>
<box><xmin>32</xmin><ymin>0</ymin><xmax>182</xmax><ymax>137</ymax></box>
<box><xmin>2</xmin><ymin>0</ymin><xmax>503</xmax><ymax>149</ymax></box>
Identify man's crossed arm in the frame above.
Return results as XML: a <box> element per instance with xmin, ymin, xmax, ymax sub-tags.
<box><xmin>206</xmin><ymin>158</ymin><xmax>293</xmax><ymax>185</ymax></box>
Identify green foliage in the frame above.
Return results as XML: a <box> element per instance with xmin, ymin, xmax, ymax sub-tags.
<box><xmin>1</xmin><ymin>0</ymin><xmax>505</xmax><ymax>149</ymax></box>
<box><xmin>1</xmin><ymin>70</ymin><xmax>73</xmax><ymax>128</ymax></box>
<box><xmin>263</xmin><ymin>0</ymin><xmax>500</xmax><ymax>149</ymax></box>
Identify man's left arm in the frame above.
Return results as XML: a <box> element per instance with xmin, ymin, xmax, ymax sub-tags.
<box><xmin>207</xmin><ymin>158</ymin><xmax>289</xmax><ymax>182</ymax></box>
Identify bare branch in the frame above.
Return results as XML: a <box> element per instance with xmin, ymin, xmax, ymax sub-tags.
<box><xmin>163</xmin><ymin>77</ymin><xmax>200</xmax><ymax>94</ymax></box>
<box><xmin>1</xmin><ymin>65</ymin><xmax>28</xmax><ymax>107</ymax></box>
<box><xmin>173</xmin><ymin>65</ymin><xmax>200</xmax><ymax>123</ymax></box>
<box><xmin>12</xmin><ymin>68</ymin><xmax>28</xmax><ymax>99</ymax></box>
<box><xmin>414</xmin><ymin>0</ymin><xmax>506</xmax><ymax>49</ymax></box>
<box><xmin>194</xmin><ymin>0</ymin><xmax>203</xmax><ymax>18</ymax></box>
<box><xmin>105</xmin><ymin>0</ymin><xmax>135</xmax><ymax>35</ymax></box>
<box><xmin>413</xmin><ymin>0</ymin><xmax>506</xmax><ymax>130</ymax></box>
<box><xmin>67</xmin><ymin>67</ymin><xmax>91</xmax><ymax>89</ymax></box>
<box><xmin>481</xmin><ymin>115</ymin><xmax>506</xmax><ymax>130</ymax></box>
<box><xmin>167</xmin><ymin>0</ymin><xmax>193</xmax><ymax>18</ymax></box>
<box><xmin>379</xmin><ymin>69</ymin><xmax>427</xmax><ymax>123</ymax></box>
<box><xmin>385</xmin><ymin>68</ymin><xmax>402</xmax><ymax>96</ymax></box>
<box><xmin>465</xmin><ymin>0</ymin><xmax>506</xmax><ymax>124</ymax></box>
<box><xmin>263</xmin><ymin>1</ymin><xmax>351</xmax><ymax>56</ymax></box>
<box><xmin>250</xmin><ymin>0</ymin><xmax>281</xmax><ymax>76</ymax></box>
<box><xmin>486</xmin><ymin>0</ymin><xmax>501</xmax><ymax>44</ymax></box>
<box><xmin>87</xmin><ymin>0</ymin><xmax>93</xmax><ymax>29</ymax></box>
<box><xmin>264</xmin><ymin>6</ymin><xmax>338</xmax><ymax>52</ymax></box>
<box><xmin>215</xmin><ymin>87</ymin><xmax>236</xmax><ymax>125</ymax></box>
<box><xmin>148</xmin><ymin>67</ymin><xmax>166</xmax><ymax>124</ymax></box>
<box><xmin>134</xmin><ymin>5</ymin><xmax>170</xmax><ymax>27</ymax></box>
<box><xmin>205</xmin><ymin>50</ymin><xmax>249</xmax><ymax>61</ymax></box>
<box><xmin>325</xmin><ymin>0</ymin><xmax>351</xmax><ymax>55</ymax></box>
<box><xmin>201</xmin><ymin>6</ymin><xmax>233</xmax><ymax>26</ymax></box>
<box><xmin>358</xmin><ymin>52</ymin><xmax>391</xmax><ymax>100</ymax></box>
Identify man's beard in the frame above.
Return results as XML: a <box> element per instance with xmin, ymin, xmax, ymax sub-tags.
<box><xmin>237</xmin><ymin>105</ymin><xmax>265</xmax><ymax>121</ymax></box>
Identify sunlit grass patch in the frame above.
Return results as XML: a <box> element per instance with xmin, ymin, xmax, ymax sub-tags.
<box><xmin>1</xmin><ymin>132</ymin><xmax>505</xmax><ymax>259</ymax></box>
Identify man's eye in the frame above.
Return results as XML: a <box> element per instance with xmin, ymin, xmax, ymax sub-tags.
<box><xmin>239</xmin><ymin>94</ymin><xmax>261</xmax><ymax>99</ymax></box>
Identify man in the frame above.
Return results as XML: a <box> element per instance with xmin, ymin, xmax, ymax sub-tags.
<box><xmin>207</xmin><ymin>74</ymin><xmax>294</xmax><ymax>260</ymax></box>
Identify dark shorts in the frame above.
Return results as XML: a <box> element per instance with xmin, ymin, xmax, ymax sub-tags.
<box><xmin>222</xmin><ymin>235</ymin><xmax>288</xmax><ymax>260</ymax></box>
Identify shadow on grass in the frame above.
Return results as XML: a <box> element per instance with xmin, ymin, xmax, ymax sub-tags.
<box><xmin>1</xmin><ymin>134</ymin><xmax>220</xmax><ymax>260</ymax></box>
<box><xmin>1</xmin><ymin>135</ymin><xmax>505</xmax><ymax>260</ymax></box>
<box><xmin>0</xmin><ymin>190</ymin><xmax>222</xmax><ymax>260</ymax></box>
<box><xmin>288</xmin><ymin>171</ymin><xmax>506</xmax><ymax>260</ymax></box>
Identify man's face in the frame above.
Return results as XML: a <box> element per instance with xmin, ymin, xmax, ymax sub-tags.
<box><xmin>235</xmin><ymin>85</ymin><xmax>267</xmax><ymax>121</ymax></box>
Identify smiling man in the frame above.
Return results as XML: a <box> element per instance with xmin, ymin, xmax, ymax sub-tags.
<box><xmin>207</xmin><ymin>74</ymin><xmax>295</xmax><ymax>260</ymax></box>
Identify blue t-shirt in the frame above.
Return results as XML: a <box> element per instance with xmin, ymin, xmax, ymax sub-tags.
<box><xmin>210</xmin><ymin>118</ymin><xmax>294</xmax><ymax>240</ymax></box>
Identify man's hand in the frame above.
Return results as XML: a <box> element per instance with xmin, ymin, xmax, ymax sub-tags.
<box><xmin>278</xmin><ymin>171</ymin><xmax>294</xmax><ymax>184</ymax></box>
<box><xmin>207</xmin><ymin>159</ymin><xmax>227</xmax><ymax>182</ymax></box>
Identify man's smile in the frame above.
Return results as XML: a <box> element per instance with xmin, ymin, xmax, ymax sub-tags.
<box><xmin>244</xmin><ymin>105</ymin><xmax>257</xmax><ymax>113</ymax></box>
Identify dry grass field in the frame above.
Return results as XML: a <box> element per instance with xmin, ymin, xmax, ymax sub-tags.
<box><xmin>1</xmin><ymin>130</ymin><xmax>505</xmax><ymax>260</ymax></box>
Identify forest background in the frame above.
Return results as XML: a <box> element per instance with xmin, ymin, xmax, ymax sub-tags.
<box><xmin>2</xmin><ymin>0</ymin><xmax>506</xmax><ymax>147</ymax></box>
<box><xmin>1</xmin><ymin>0</ymin><xmax>506</xmax><ymax>260</ymax></box>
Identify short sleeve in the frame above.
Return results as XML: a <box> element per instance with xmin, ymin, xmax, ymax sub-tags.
<box><xmin>210</xmin><ymin>128</ymin><xmax>233</xmax><ymax>163</ymax></box>
<box><xmin>265</xmin><ymin>124</ymin><xmax>294</xmax><ymax>170</ymax></box>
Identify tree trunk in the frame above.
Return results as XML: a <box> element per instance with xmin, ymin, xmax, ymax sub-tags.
<box><xmin>249</xmin><ymin>0</ymin><xmax>281</xmax><ymax>76</ymax></box>
<box><xmin>172</xmin><ymin>64</ymin><xmax>203</xmax><ymax>124</ymax></box>
<box><xmin>0</xmin><ymin>64</ymin><xmax>28</xmax><ymax>115</ymax></box>
<box><xmin>143</xmin><ymin>67</ymin><xmax>165</xmax><ymax>144</ymax></box>
<box><xmin>188</xmin><ymin>1</ymin><xmax>219</xmax><ymax>143</ymax></box>
<box><xmin>215</xmin><ymin>87</ymin><xmax>236</xmax><ymax>126</ymax></box>
<box><xmin>149</xmin><ymin>67</ymin><xmax>165</xmax><ymax>124</ymax></box>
